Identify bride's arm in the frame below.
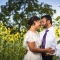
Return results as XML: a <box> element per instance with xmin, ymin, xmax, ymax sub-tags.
<box><xmin>27</xmin><ymin>42</ymin><xmax>55</xmax><ymax>54</ymax></box>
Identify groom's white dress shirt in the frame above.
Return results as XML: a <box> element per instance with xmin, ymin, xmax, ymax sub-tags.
<box><xmin>39</xmin><ymin>26</ymin><xmax>57</xmax><ymax>55</ymax></box>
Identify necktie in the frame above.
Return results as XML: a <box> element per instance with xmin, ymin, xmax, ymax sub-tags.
<box><xmin>41</xmin><ymin>30</ymin><xmax>49</xmax><ymax>48</ymax></box>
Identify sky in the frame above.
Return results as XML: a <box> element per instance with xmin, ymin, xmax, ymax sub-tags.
<box><xmin>38</xmin><ymin>0</ymin><xmax>60</xmax><ymax>18</ymax></box>
<box><xmin>0</xmin><ymin>0</ymin><xmax>60</xmax><ymax>18</ymax></box>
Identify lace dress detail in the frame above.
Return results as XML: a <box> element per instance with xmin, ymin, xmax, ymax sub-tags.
<box><xmin>23</xmin><ymin>31</ymin><xmax>42</xmax><ymax>60</ymax></box>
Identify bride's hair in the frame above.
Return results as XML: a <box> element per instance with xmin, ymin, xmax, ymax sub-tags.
<box><xmin>28</xmin><ymin>16</ymin><xmax>40</xmax><ymax>26</ymax></box>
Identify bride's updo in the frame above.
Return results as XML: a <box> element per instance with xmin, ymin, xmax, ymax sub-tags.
<box><xmin>28</xmin><ymin>16</ymin><xmax>40</xmax><ymax>26</ymax></box>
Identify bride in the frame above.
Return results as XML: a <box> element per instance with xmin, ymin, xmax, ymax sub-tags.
<box><xmin>23</xmin><ymin>16</ymin><xmax>54</xmax><ymax>60</ymax></box>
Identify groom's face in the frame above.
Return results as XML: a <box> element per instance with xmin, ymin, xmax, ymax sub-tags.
<box><xmin>41</xmin><ymin>17</ymin><xmax>48</xmax><ymax>28</ymax></box>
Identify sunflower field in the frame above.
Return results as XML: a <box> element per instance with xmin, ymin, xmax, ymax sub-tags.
<box><xmin>0</xmin><ymin>22</ymin><xmax>26</xmax><ymax>60</ymax></box>
<box><xmin>0</xmin><ymin>21</ymin><xmax>60</xmax><ymax>60</ymax></box>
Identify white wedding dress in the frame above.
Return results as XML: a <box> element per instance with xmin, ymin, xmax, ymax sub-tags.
<box><xmin>23</xmin><ymin>31</ymin><xmax>42</xmax><ymax>60</ymax></box>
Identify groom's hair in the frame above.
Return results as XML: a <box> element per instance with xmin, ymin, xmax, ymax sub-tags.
<box><xmin>41</xmin><ymin>15</ymin><xmax>52</xmax><ymax>24</ymax></box>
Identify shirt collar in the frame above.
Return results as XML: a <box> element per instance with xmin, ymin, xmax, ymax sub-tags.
<box><xmin>46</xmin><ymin>26</ymin><xmax>54</xmax><ymax>31</ymax></box>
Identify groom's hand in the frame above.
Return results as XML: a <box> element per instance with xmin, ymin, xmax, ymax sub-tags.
<box><xmin>45</xmin><ymin>47</ymin><xmax>55</xmax><ymax>54</ymax></box>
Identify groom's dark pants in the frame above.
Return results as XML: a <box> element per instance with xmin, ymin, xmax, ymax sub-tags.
<box><xmin>42</xmin><ymin>53</ymin><xmax>53</xmax><ymax>60</ymax></box>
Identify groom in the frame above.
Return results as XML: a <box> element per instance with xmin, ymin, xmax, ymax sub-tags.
<box><xmin>40</xmin><ymin>15</ymin><xmax>57</xmax><ymax>60</ymax></box>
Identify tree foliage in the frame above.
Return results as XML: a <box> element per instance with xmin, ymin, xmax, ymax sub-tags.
<box><xmin>0</xmin><ymin>0</ymin><xmax>56</xmax><ymax>32</ymax></box>
<box><xmin>55</xmin><ymin>16</ymin><xmax>60</xmax><ymax>21</ymax></box>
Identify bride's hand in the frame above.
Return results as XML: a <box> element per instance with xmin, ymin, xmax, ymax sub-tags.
<box><xmin>45</xmin><ymin>47</ymin><xmax>55</xmax><ymax>54</ymax></box>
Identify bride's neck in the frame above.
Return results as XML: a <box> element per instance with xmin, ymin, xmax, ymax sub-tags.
<box><xmin>29</xmin><ymin>25</ymin><xmax>36</xmax><ymax>32</ymax></box>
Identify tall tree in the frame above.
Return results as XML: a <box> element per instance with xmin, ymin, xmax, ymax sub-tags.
<box><xmin>0</xmin><ymin>0</ymin><xmax>56</xmax><ymax>32</ymax></box>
